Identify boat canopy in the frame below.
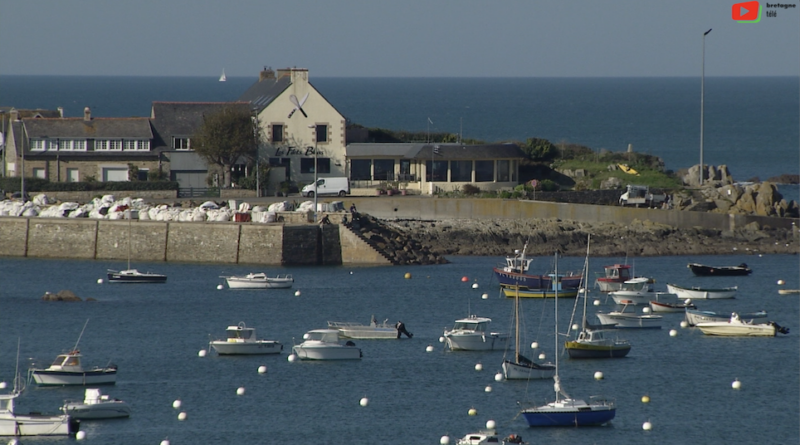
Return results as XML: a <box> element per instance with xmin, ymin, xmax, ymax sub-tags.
<box><xmin>52</xmin><ymin>353</ymin><xmax>81</xmax><ymax>367</ymax></box>
<box><xmin>603</xmin><ymin>264</ymin><xmax>632</xmax><ymax>279</ymax></box>
<box><xmin>452</xmin><ymin>320</ymin><xmax>488</xmax><ymax>332</ymax></box>
<box><xmin>305</xmin><ymin>329</ymin><xmax>341</xmax><ymax>342</ymax></box>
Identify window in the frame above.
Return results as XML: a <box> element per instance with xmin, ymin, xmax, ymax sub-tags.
<box><xmin>451</xmin><ymin>160</ymin><xmax>472</xmax><ymax>182</ymax></box>
<box><xmin>31</xmin><ymin>139</ymin><xmax>45</xmax><ymax>151</ymax></box>
<box><xmin>475</xmin><ymin>160</ymin><xmax>494</xmax><ymax>182</ymax></box>
<box><xmin>109</xmin><ymin>140</ymin><xmax>122</xmax><ymax>151</ymax></box>
<box><xmin>426</xmin><ymin>160</ymin><xmax>447</xmax><ymax>182</ymax></box>
<box><xmin>123</xmin><ymin>140</ymin><xmax>136</xmax><ymax>151</ymax></box>
<box><xmin>300</xmin><ymin>158</ymin><xmax>331</xmax><ymax>174</ymax></box>
<box><xmin>73</xmin><ymin>140</ymin><xmax>87</xmax><ymax>151</ymax></box>
<box><xmin>174</xmin><ymin>137</ymin><xmax>190</xmax><ymax>150</ymax></box>
<box><xmin>497</xmin><ymin>160</ymin><xmax>510</xmax><ymax>182</ymax></box>
<box><xmin>314</xmin><ymin>124</ymin><xmax>328</xmax><ymax>143</ymax></box>
<box><xmin>511</xmin><ymin>160</ymin><xmax>518</xmax><ymax>182</ymax></box>
<box><xmin>67</xmin><ymin>169</ymin><xmax>80</xmax><ymax>182</ymax></box>
<box><xmin>137</xmin><ymin>140</ymin><xmax>150</xmax><ymax>151</ymax></box>
<box><xmin>351</xmin><ymin>159</ymin><xmax>372</xmax><ymax>181</ymax></box>
<box><xmin>137</xmin><ymin>168</ymin><xmax>149</xmax><ymax>181</ymax></box>
<box><xmin>58</xmin><ymin>140</ymin><xmax>72</xmax><ymax>151</ymax></box>
<box><xmin>373</xmin><ymin>159</ymin><xmax>395</xmax><ymax>181</ymax></box>
<box><xmin>33</xmin><ymin>168</ymin><xmax>46</xmax><ymax>179</ymax></box>
<box><xmin>95</xmin><ymin>140</ymin><xmax>109</xmax><ymax>151</ymax></box>
<box><xmin>271</xmin><ymin>125</ymin><xmax>284</xmax><ymax>142</ymax></box>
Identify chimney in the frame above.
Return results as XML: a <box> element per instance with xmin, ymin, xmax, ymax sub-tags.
<box><xmin>58</xmin><ymin>107</ymin><xmax>64</xmax><ymax>118</ymax></box>
<box><xmin>84</xmin><ymin>107</ymin><xmax>91</xmax><ymax>121</ymax></box>
<box><xmin>10</xmin><ymin>110</ymin><xmax>19</xmax><ymax>121</ymax></box>
<box><xmin>276</xmin><ymin>68</ymin><xmax>291</xmax><ymax>79</ymax></box>
<box><xmin>259</xmin><ymin>66</ymin><xmax>275</xmax><ymax>82</ymax></box>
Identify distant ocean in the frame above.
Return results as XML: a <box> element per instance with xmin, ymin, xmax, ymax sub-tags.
<box><xmin>1</xmin><ymin>75</ymin><xmax>798</xmax><ymax>185</ymax></box>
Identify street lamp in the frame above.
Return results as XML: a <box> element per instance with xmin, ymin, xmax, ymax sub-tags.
<box><xmin>308</xmin><ymin>124</ymin><xmax>318</xmax><ymax>222</ymax></box>
<box><xmin>700</xmin><ymin>28</ymin><xmax>712</xmax><ymax>186</ymax></box>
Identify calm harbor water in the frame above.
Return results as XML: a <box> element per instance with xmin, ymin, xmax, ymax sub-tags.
<box><xmin>0</xmin><ymin>253</ymin><xmax>797</xmax><ymax>444</ymax></box>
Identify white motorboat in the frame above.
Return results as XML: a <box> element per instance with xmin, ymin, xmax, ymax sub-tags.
<box><xmin>596</xmin><ymin>303</ymin><xmax>663</xmax><ymax>329</ymax></box>
<box><xmin>697</xmin><ymin>313</ymin><xmax>790</xmax><ymax>337</ymax></box>
<box><xmin>209</xmin><ymin>322</ymin><xmax>283</xmax><ymax>355</ymax></box>
<box><xmin>291</xmin><ymin>329</ymin><xmax>362</xmax><ymax>360</ymax></box>
<box><xmin>222</xmin><ymin>273</ymin><xmax>294</xmax><ymax>289</ymax></box>
<box><xmin>29</xmin><ymin>350</ymin><xmax>117</xmax><ymax>386</ymax></box>
<box><xmin>327</xmin><ymin>316</ymin><xmax>412</xmax><ymax>339</ymax></box>
<box><xmin>609</xmin><ymin>278</ymin><xmax>674</xmax><ymax>305</ymax></box>
<box><xmin>457</xmin><ymin>428</ymin><xmax>524</xmax><ymax>445</ymax></box>
<box><xmin>62</xmin><ymin>388</ymin><xmax>131</xmax><ymax>419</ymax></box>
<box><xmin>444</xmin><ymin>315</ymin><xmax>509</xmax><ymax>351</ymax></box>
<box><xmin>666</xmin><ymin>283</ymin><xmax>737</xmax><ymax>300</ymax></box>
<box><xmin>0</xmin><ymin>390</ymin><xmax>77</xmax><ymax>436</ymax></box>
<box><xmin>685</xmin><ymin>308</ymin><xmax>768</xmax><ymax>326</ymax></box>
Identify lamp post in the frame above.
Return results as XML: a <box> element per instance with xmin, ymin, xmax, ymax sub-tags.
<box><xmin>308</xmin><ymin>124</ymin><xmax>318</xmax><ymax>222</ymax></box>
<box><xmin>700</xmin><ymin>28</ymin><xmax>712</xmax><ymax>186</ymax></box>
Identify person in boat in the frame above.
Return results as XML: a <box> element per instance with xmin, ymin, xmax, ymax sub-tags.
<box><xmin>395</xmin><ymin>321</ymin><xmax>413</xmax><ymax>339</ymax></box>
<box><xmin>505</xmin><ymin>434</ymin><xmax>524</xmax><ymax>444</ymax></box>
<box><xmin>370</xmin><ymin>315</ymin><xmax>377</xmax><ymax>327</ymax></box>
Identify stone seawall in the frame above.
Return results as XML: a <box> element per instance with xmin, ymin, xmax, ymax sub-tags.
<box><xmin>0</xmin><ymin>217</ymin><xmax>390</xmax><ymax>266</ymax></box>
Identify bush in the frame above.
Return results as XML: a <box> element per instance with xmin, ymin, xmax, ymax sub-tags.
<box><xmin>539</xmin><ymin>179</ymin><xmax>559</xmax><ymax>192</ymax></box>
<box><xmin>499</xmin><ymin>190</ymin><xmax>512</xmax><ymax>199</ymax></box>
<box><xmin>462</xmin><ymin>184</ymin><xmax>481</xmax><ymax>195</ymax></box>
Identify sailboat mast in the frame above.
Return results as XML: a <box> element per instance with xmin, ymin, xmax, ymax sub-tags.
<box><xmin>554</xmin><ymin>251</ymin><xmax>559</xmax><ymax>400</ymax></box>
<box><xmin>582</xmin><ymin>235</ymin><xmax>591</xmax><ymax>328</ymax></box>
<box><xmin>127</xmin><ymin>210</ymin><xmax>132</xmax><ymax>270</ymax></box>
<box><xmin>515</xmin><ymin>286</ymin><xmax>520</xmax><ymax>360</ymax></box>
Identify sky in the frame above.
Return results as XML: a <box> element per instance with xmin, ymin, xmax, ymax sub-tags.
<box><xmin>1</xmin><ymin>0</ymin><xmax>798</xmax><ymax>78</ymax></box>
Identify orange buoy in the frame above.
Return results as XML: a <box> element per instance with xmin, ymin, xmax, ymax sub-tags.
<box><xmin>461</xmin><ymin>276</ymin><xmax>469</xmax><ymax>282</ymax></box>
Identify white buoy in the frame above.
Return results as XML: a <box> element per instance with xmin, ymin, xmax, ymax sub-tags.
<box><xmin>669</xmin><ymin>329</ymin><xmax>678</xmax><ymax>337</ymax></box>
<box><xmin>538</xmin><ymin>353</ymin><xmax>545</xmax><ymax>360</ymax></box>
<box><xmin>643</xmin><ymin>421</ymin><xmax>652</xmax><ymax>431</ymax></box>
<box><xmin>97</xmin><ymin>278</ymin><xmax>103</xmax><ymax>284</ymax></box>
<box><xmin>474</xmin><ymin>363</ymin><xmax>483</xmax><ymax>371</ymax></box>
<box><xmin>494</xmin><ymin>372</ymin><xmax>504</xmax><ymax>382</ymax></box>
<box><xmin>360</xmin><ymin>397</ymin><xmax>369</xmax><ymax>407</ymax></box>
<box><xmin>439</xmin><ymin>336</ymin><xmax>445</xmax><ymax>343</ymax></box>
<box><xmin>172</xmin><ymin>399</ymin><xmax>181</xmax><ymax>409</ymax></box>
<box><xmin>485</xmin><ymin>385</ymin><xmax>492</xmax><ymax>393</ymax></box>
<box><xmin>680</xmin><ymin>320</ymin><xmax>689</xmax><ymax>328</ymax></box>
<box><xmin>481</xmin><ymin>293</ymin><xmax>489</xmax><ymax>300</ymax></box>
<box><xmin>572</xmin><ymin>323</ymin><xmax>579</xmax><ymax>331</ymax></box>
<box><xmin>732</xmin><ymin>378</ymin><xmax>742</xmax><ymax>390</ymax></box>
<box><xmin>468</xmin><ymin>408</ymin><xmax>477</xmax><ymax>416</ymax></box>
<box><xmin>642</xmin><ymin>307</ymin><xmax>651</xmax><ymax>314</ymax></box>
<box><xmin>178</xmin><ymin>412</ymin><xmax>187</xmax><ymax>421</ymax></box>
<box><xmin>216</xmin><ymin>284</ymin><xmax>224</xmax><ymax>290</ymax></box>
<box><xmin>294</xmin><ymin>290</ymin><xmax>301</xmax><ymax>297</ymax></box>
<box><xmin>486</xmin><ymin>420</ymin><xmax>496</xmax><ymax>430</ymax></box>
<box><xmin>472</xmin><ymin>283</ymin><xmax>479</xmax><ymax>289</ymax></box>
<box><xmin>593</xmin><ymin>299</ymin><xmax>601</xmax><ymax>306</ymax></box>
<box><xmin>425</xmin><ymin>345</ymin><xmax>434</xmax><ymax>352</ymax></box>
<box><xmin>258</xmin><ymin>365</ymin><xmax>267</xmax><ymax>374</ymax></box>
<box><xmin>288</xmin><ymin>354</ymin><xmax>297</xmax><ymax>362</ymax></box>
<box><xmin>440</xmin><ymin>436</ymin><xmax>450</xmax><ymax>445</ymax></box>
<box><xmin>198</xmin><ymin>349</ymin><xmax>207</xmax><ymax>357</ymax></box>
<box><xmin>641</xmin><ymin>395</ymin><xmax>650</xmax><ymax>403</ymax></box>
<box><xmin>530</xmin><ymin>341</ymin><xmax>538</xmax><ymax>349</ymax></box>
<box><xmin>684</xmin><ymin>298</ymin><xmax>692</xmax><ymax>305</ymax></box>
<box><xmin>594</xmin><ymin>371</ymin><xmax>604</xmax><ymax>380</ymax></box>
<box><xmin>8</xmin><ymin>439</ymin><xmax>19</xmax><ymax>445</ymax></box>
<box><xmin>778</xmin><ymin>279</ymin><xmax>785</xmax><ymax>285</ymax></box>
<box><xmin>236</xmin><ymin>387</ymin><xmax>245</xmax><ymax>396</ymax></box>
<box><xmin>0</xmin><ymin>382</ymin><xmax>6</xmax><ymax>389</ymax></box>
<box><xmin>161</xmin><ymin>440</ymin><xmax>170</xmax><ymax>445</ymax></box>
<box><xmin>76</xmin><ymin>430</ymin><xmax>87</xmax><ymax>440</ymax></box>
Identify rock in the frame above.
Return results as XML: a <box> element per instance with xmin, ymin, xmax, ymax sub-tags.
<box><xmin>42</xmin><ymin>290</ymin><xmax>82</xmax><ymax>302</ymax></box>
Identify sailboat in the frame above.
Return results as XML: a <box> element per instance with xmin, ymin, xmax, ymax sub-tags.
<box><xmin>107</xmin><ymin>210</ymin><xmax>167</xmax><ymax>283</ymax></box>
<box><xmin>565</xmin><ymin>236</ymin><xmax>632</xmax><ymax>359</ymax></box>
<box><xmin>501</xmin><ymin>285</ymin><xmax>555</xmax><ymax>379</ymax></box>
<box><xmin>519</xmin><ymin>252</ymin><xmax>616</xmax><ymax>427</ymax></box>
<box><xmin>219</xmin><ymin>69</ymin><xmax>227</xmax><ymax>82</ymax></box>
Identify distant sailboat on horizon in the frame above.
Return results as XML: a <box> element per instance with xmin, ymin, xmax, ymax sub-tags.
<box><xmin>219</xmin><ymin>69</ymin><xmax>227</xmax><ymax>82</ymax></box>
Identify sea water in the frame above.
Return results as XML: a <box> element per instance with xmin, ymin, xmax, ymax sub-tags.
<box><xmin>0</xmin><ymin>253</ymin><xmax>797</xmax><ymax>444</ymax></box>
<box><xmin>1</xmin><ymin>76</ymin><xmax>797</xmax><ymax>185</ymax></box>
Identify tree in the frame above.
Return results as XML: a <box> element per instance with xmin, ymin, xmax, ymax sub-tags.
<box><xmin>192</xmin><ymin>105</ymin><xmax>259</xmax><ymax>188</ymax></box>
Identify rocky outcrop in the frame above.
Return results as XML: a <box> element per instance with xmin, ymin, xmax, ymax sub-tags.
<box><xmin>682</xmin><ymin>164</ymin><xmax>734</xmax><ymax>188</ymax></box>
<box><xmin>348</xmin><ymin>213</ymin><xmax>449</xmax><ymax>265</ymax></box>
<box><xmin>41</xmin><ymin>290</ymin><xmax>82</xmax><ymax>302</ymax></box>
<box><xmin>692</xmin><ymin>182</ymin><xmax>799</xmax><ymax>217</ymax></box>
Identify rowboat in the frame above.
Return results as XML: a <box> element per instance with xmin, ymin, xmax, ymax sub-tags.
<box><xmin>648</xmin><ymin>300</ymin><xmax>696</xmax><ymax>313</ymax></box>
<box><xmin>222</xmin><ymin>273</ymin><xmax>294</xmax><ymax>289</ymax></box>
<box><xmin>666</xmin><ymin>283</ymin><xmax>737</xmax><ymax>300</ymax></box>
<box><xmin>687</xmin><ymin>263</ymin><xmax>751</xmax><ymax>276</ymax></box>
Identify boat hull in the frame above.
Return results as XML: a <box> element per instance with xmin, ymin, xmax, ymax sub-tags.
<box><xmin>291</xmin><ymin>345</ymin><xmax>361</xmax><ymax>360</ymax></box>
<box><xmin>501</xmin><ymin>288</ymin><xmax>579</xmax><ymax>299</ymax></box>
<box><xmin>493</xmin><ymin>269</ymin><xmax>582</xmax><ymax>290</ymax></box>
<box><xmin>225</xmin><ymin>277</ymin><xmax>293</xmax><ymax>289</ymax></box>
<box><xmin>31</xmin><ymin>369</ymin><xmax>117</xmax><ymax>386</ymax></box>
<box><xmin>564</xmin><ymin>341</ymin><xmax>631</xmax><ymax>358</ymax></box>
<box><xmin>107</xmin><ymin>272</ymin><xmax>166</xmax><ymax>284</ymax></box>
<box><xmin>63</xmin><ymin>402</ymin><xmax>131</xmax><ymax>419</ymax></box>
<box><xmin>595</xmin><ymin>313</ymin><xmax>662</xmax><ymax>329</ymax></box>
<box><xmin>648</xmin><ymin>301</ymin><xmax>695</xmax><ymax>313</ymax></box>
<box><xmin>688</xmin><ymin>263</ymin><xmax>751</xmax><ymax>276</ymax></box>
<box><xmin>336</xmin><ymin>327</ymin><xmax>398</xmax><ymax>339</ymax></box>
<box><xmin>444</xmin><ymin>333</ymin><xmax>509</xmax><ymax>351</ymax></box>
<box><xmin>502</xmin><ymin>360</ymin><xmax>555</xmax><ymax>380</ymax></box>
<box><xmin>521</xmin><ymin>401</ymin><xmax>615</xmax><ymax>426</ymax></box>
<box><xmin>0</xmin><ymin>415</ymin><xmax>77</xmax><ymax>436</ymax></box>
<box><xmin>685</xmin><ymin>309</ymin><xmax>767</xmax><ymax>326</ymax></box>
<box><xmin>210</xmin><ymin>341</ymin><xmax>283</xmax><ymax>355</ymax></box>
<box><xmin>697</xmin><ymin>323</ymin><xmax>776</xmax><ymax>336</ymax></box>
<box><xmin>666</xmin><ymin>284</ymin><xmax>737</xmax><ymax>300</ymax></box>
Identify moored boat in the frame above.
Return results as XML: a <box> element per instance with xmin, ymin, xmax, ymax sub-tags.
<box><xmin>595</xmin><ymin>263</ymin><xmax>654</xmax><ymax>292</ymax></box>
<box><xmin>222</xmin><ymin>273</ymin><xmax>294</xmax><ymax>289</ymax></box>
<box><xmin>209</xmin><ymin>322</ymin><xmax>283</xmax><ymax>355</ymax></box>
<box><xmin>596</xmin><ymin>303</ymin><xmax>662</xmax><ymax>329</ymax></box>
<box><xmin>327</xmin><ymin>316</ymin><xmax>412</xmax><ymax>339</ymax></box>
<box><xmin>0</xmin><ymin>390</ymin><xmax>78</xmax><ymax>435</ymax></box>
<box><xmin>666</xmin><ymin>283</ymin><xmax>737</xmax><ymax>300</ymax></box>
<box><xmin>29</xmin><ymin>350</ymin><xmax>117</xmax><ymax>386</ymax></box>
<box><xmin>696</xmin><ymin>313</ymin><xmax>789</xmax><ymax>337</ymax></box>
<box><xmin>291</xmin><ymin>329</ymin><xmax>362</xmax><ymax>360</ymax></box>
<box><xmin>685</xmin><ymin>308</ymin><xmax>768</xmax><ymax>327</ymax></box>
<box><xmin>502</xmin><ymin>285</ymin><xmax>555</xmax><ymax>379</ymax></box>
<box><xmin>609</xmin><ymin>277</ymin><xmax>674</xmax><ymax>305</ymax></box>
<box><xmin>107</xmin><ymin>268</ymin><xmax>167</xmax><ymax>284</ymax></box>
<box><xmin>62</xmin><ymin>388</ymin><xmax>131</xmax><ymax>420</ymax></box>
<box><xmin>493</xmin><ymin>244</ymin><xmax>582</xmax><ymax>290</ymax></box>
<box><xmin>649</xmin><ymin>299</ymin><xmax>696</xmax><ymax>313</ymax></box>
<box><xmin>444</xmin><ymin>315</ymin><xmax>509</xmax><ymax>351</ymax></box>
<box><xmin>501</xmin><ymin>285</ymin><xmax>578</xmax><ymax>299</ymax></box>
<box><xmin>687</xmin><ymin>262</ymin><xmax>752</xmax><ymax>276</ymax></box>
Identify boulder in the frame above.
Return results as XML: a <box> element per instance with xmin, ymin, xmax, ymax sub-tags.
<box><xmin>41</xmin><ymin>290</ymin><xmax>82</xmax><ymax>302</ymax></box>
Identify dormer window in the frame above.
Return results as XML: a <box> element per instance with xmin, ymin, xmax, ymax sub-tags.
<box><xmin>174</xmin><ymin>137</ymin><xmax>191</xmax><ymax>150</ymax></box>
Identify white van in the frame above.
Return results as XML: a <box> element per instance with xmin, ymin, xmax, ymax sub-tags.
<box><xmin>301</xmin><ymin>177</ymin><xmax>350</xmax><ymax>197</ymax></box>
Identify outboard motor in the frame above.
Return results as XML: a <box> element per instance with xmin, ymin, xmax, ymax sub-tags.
<box><xmin>395</xmin><ymin>321</ymin><xmax>413</xmax><ymax>339</ymax></box>
<box><xmin>68</xmin><ymin>418</ymin><xmax>81</xmax><ymax>435</ymax></box>
<box><xmin>771</xmin><ymin>322</ymin><xmax>790</xmax><ymax>335</ymax></box>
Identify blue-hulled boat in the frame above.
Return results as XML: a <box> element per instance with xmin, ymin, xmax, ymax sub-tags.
<box><xmin>493</xmin><ymin>244</ymin><xmax>582</xmax><ymax>290</ymax></box>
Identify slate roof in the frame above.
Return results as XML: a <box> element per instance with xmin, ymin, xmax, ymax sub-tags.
<box><xmin>23</xmin><ymin>118</ymin><xmax>152</xmax><ymax>139</ymax></box>
<box><xmin>346</xmin><ymin>143</ymin><xmax>525</xmax><ymax>160</ymax></box>
<box><xmin>238</xmin><ymin>76</ymin><xmax>292</xmax><ymax>112</ymax></box>
<box><xmin>150</xmin><ymin>101</ymin><xmax>250</xmax><ymax>149</ymax></box>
